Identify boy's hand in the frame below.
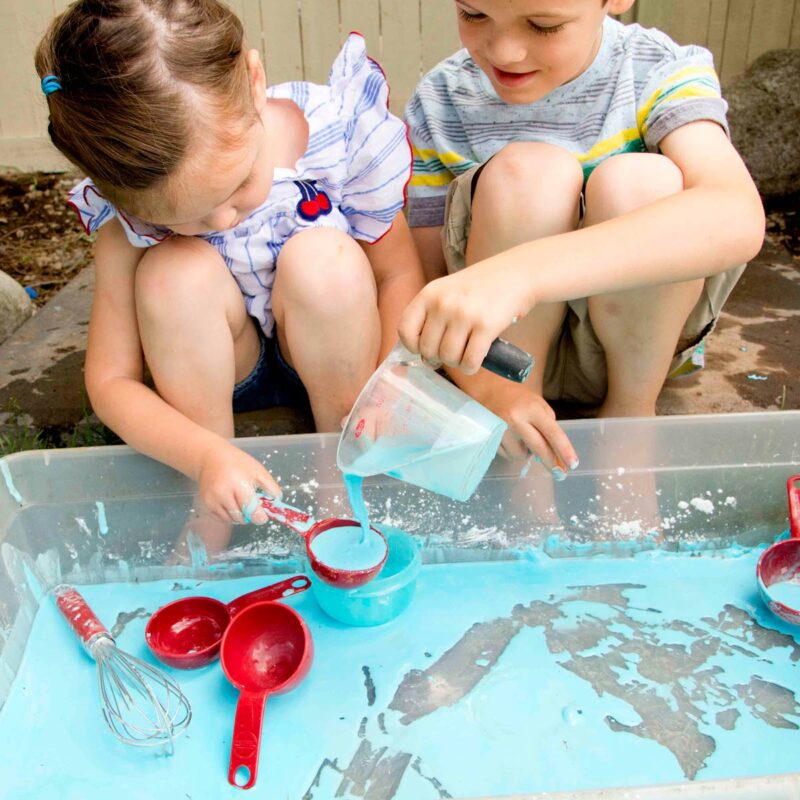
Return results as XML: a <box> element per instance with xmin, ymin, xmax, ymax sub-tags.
<box><xmin>488</xmin><ymin>384</ymin><xmax>578</xmax><ymax>478</ymax></box>
<box><xmin>398</xmin><ymin>266</ymin><xmax>530</xmax><ymax>375</ymax></box>
<box><xmin>195</xmin><ymin>442</ymin><xmax>282</xmax><ymax>524</ymax></box>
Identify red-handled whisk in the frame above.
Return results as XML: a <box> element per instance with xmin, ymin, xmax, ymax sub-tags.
<box><xmin>54</xmin><ymin>585</ymin><xmax>191</xmax><ymax>753</ymax></box>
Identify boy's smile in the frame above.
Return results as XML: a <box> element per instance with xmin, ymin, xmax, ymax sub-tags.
<box><xmin>455</xmin><ymin>0</ymin><xmax>634</xmax><ymax>104</ymax></box>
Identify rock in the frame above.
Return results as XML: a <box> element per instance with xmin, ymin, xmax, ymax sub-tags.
<box><xmin>726</xmin><ymin>49</ymin><xmax>800</xmax><ymax>198</ymax></box>
<box><xmin>0</xmin><ymin>270</ymin><xmax>34</xmax><ymax>345</ymax></box>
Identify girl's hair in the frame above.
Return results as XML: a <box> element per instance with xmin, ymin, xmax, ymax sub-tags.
<box><xmin>35</xmin><ymin>0</ymin><xmax>255</xmax><ymax>208</ymax></box>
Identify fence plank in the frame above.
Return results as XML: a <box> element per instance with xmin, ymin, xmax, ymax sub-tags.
<box><xmin>0</xmin><ymin>0</ymin><xmax>54</xmax><ymax>143</ymax></box>
<box><xmin>228</xmin><ymin>0</ymin><xmax>264</xmax><ymax>62</ymax></box>
<box><xmin>299</xmin><ymin>0</ymin><xmax>342</xmax><ymax>85</ymax></box>
<box><xmin>634</xmin><ymin>0</ymin><xmax>674</xmax><ymax>34</ymax></box>
<box><xmin>792</xmin><ymin>0</ymin><xmax>800</xmax><ymax>48</ymax></box>
<box><xmin>706</xmin><ymin>0</ymin><xmax>730</xmax><ymax>71</ymax></box>
<box><xmin>719</xmin><ymin>0</ymin><xmax>755</xmax><ymax>84</ymax></box>
<box><xmin>746</xmin><ymin>0</ymin><xmax>794</xmax><ymax>63</ymax></box>
<box><xmin>671</xmin><ymin>1</ymin><xmax>712</xmax><ymax>47</ymax></box>
<box><xmin>340</xmin><ymin>0</ymin><xmax>380</xmax><ymax>54</ymax></box>
<box><xmin>421</xmin><ymin>0</ymin><xmax>462</xmax><ymax>73</ymax></box>
<box><xmin>636</xmin><ymin>0</ymin><xmax>712</xmax><ymax>46</ymax></box>
<box><xmin>380</xmin><ymin>0</ymin><xmax>422</xmax><ymax>115</ymax></box>
<box><xmin>261</xmin><ymin>0</ymin><xmax>303</xmax><ymax>85</ymax></box>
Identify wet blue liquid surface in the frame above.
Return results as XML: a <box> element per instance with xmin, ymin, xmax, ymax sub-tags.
<box><xmin>2</xmin><ymin>547</ymin><xmax>799</xmax><ymax>800</ymax></box>
<box><xmin>767</xmin><ymin>579</ymin><xmax>800</xmax><ymax>610</ymax></box>
<box><xmin>309</xmin><ymin>523</ymin><xmax>386</xmax><ymax>571</ymax></box>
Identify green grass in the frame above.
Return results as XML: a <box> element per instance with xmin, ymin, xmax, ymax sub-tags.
<box><xmin>0</xmin><ymin>397</ymin><xmax>117</xmax><ymax>457</ymax></box>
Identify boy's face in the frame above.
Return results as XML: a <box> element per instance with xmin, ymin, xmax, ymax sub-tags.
<box><xmin>455</xmin><ymin>0</ymin><xmax>634</xmax><ymax>104</ymax></box>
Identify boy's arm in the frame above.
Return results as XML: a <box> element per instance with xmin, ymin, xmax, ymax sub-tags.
<box><xmin>86</xmin><ymin>220</ymin><xmax>280</xmax><ymax>517</ymax></box>
<box><xmin>399</xmin><ymin>120</ymin><xmax>765</xmax><ymax>374</ymax></box>
<box><xmin>362</xmin><ymin>212</ymin><xmax>426</xmax><ymax>362</ymax></box>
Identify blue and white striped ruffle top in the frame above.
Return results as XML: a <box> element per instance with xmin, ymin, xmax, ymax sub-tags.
<box><xmin>69</xmin><ymin>34</ymin><xmax>412</xmax><ymax>338</ymax></box>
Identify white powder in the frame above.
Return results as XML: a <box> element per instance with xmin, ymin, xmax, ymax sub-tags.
<box><xmin>689</xmin><ymin>497</ymin><xmax>715</xmax><ymax>515</ymax></box>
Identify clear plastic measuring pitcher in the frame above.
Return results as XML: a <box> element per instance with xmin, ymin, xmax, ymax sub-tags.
<box><xmin>338</xmin><ymin>343</ymin><xmax>520</xmax><ymax>502</ymax></box>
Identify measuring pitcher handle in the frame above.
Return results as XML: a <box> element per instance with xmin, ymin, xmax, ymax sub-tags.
<box><xmin>482</xmin><ymin>338</ymin><xmax>534</xmax><ymax>383</ymax></box>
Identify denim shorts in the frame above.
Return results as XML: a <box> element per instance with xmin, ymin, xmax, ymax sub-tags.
<box><xmin>232</xmin><ymin>327</ymin><xmax>309</xmax><ymax>413</ymax></box>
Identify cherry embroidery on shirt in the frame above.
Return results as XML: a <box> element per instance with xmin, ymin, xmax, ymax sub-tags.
<box><xmin>294</xmin><ymin>180</ymin><xmax>333</xmax><ymax>221</ymax></box>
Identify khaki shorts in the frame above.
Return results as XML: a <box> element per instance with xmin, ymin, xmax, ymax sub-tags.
<box><xmin>442</xmin><ymin>164</ymin><xmax>746</xmax><ymax>406</ymax></box>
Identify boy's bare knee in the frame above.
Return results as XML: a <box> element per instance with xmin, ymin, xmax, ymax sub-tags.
<box><xmin>475</xmin><ymin>142</ymin><xmax>583</xmax><ymax>231</ymax></box>
<box><xmin>135</xmin><ymin>237</ymin><xmax>228</xmax><ymax>317</ymax></box>
<box><xmin>585</xmin><ymin>153</ymin><xmax>683</xmax><ymax>220</ymax></box>
<box><xmin>276</xmin><ymin>228</ymin><xmax>375</xmax><ymax>315</ymax></box>
<box><xmin>482</xmin><ymin>142</ymin><xmax>583</xmax><ymax>197</ymax></box>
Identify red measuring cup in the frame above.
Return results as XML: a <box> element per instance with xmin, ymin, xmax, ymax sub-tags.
<box><xmin>249</xmin><ymin>495</ymin><xmax>388</xmax><ymax>589</ymax></box>
<box><xmin>757</xmin><ymin>475</ymin><xmax>800</xmax><ymax>625</ymax></box>
<box><xmin>145</xmin><ymin>575</ymin><xmax>310</xmax><ymax>669</ymax></box>
<box><xmin>222</xmin><ymin>601</ymin><xmax>313</xmax><ymax>790</ymax></box>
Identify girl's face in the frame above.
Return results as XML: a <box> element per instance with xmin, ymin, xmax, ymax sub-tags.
<box><xmin>151</xmin><ymin>118</ymin><xmax>275</xmax><ymax>236</ymax></box>
<box><xmin>132</xmin><ymin>49</ymin><xmax>280</xmax><ymax>236</ymax></box>
<box><xmin>455</xmin><ymin>0</ymin><xmax>632</xmax><ymax>105</ymax></box>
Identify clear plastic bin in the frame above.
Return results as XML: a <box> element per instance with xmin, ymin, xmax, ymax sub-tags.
<box><xmin>1</xmin><ymin>411</ymin><xmax>799</xmax><ymax>799</ymax></box>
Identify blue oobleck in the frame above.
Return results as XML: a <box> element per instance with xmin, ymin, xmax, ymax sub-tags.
<box><xmin>309</xmin><ymin>523</ymin><xmax>386</xmax><ymax>571</ymax></box>
<box><xmin>767</xmin><ymin>579</ymin><xmax>800</xmax><ymax>609</ymax></box>
<box><xmin>1</xmin><ymin>545</ymin><xmax>799</xmax><ymax>800</ymax></box>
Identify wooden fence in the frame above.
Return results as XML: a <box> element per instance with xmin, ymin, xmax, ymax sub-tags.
<box><xmin>1</xmin><ymin>0</ymin><xmax>799</xmax><ymax>171</ymax></box>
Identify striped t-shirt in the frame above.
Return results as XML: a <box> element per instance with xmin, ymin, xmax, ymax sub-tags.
<box><xmin>405</xmin><ymin>17</ymin><xmax>728</xmax><ymax>227</ymax></box>
<box><xmin>69</xmin><ymin>34</ymin><xmax>411</xmax><ymax>339</ymax></box>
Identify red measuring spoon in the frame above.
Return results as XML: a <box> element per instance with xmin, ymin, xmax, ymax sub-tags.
<box><xmin>757</xmin><ymin>475</ymin><xmax>800</xmax><ymax>625</ymax></box>
<box><xmin>249</xmin><ymin>495</ymin><xmax>388</xmax><ymax>588</ymax></box>
<box><xmin>145</xmin><ymin>575</ymin><xmax>310</xmax><ymax>669</ymax></box>
<box><xmin>222</xmin><ymin>601</ymin><xmax>313</xmax><ymax>790</ymax></box>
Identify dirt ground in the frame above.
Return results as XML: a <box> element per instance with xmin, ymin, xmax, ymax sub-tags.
<box><xmin>0</xmin><ymin>171</ymin><xmax>92</xmax><ymax>306</ymax></box>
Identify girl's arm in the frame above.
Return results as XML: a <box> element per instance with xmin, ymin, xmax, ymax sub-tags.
<box><xmin>399</xmin><ymin>120</ymin><xmax>765</xmax><ymax>373</ymax></box>
<box><xmin>85</xmin><ymin>220</ymin><xmax>280</xmax><ymax>520</ymax></box>
<box><xmin>362</xmin><ymin>212</ymin><xmax>426</xmax><ymax>362</ymax></box>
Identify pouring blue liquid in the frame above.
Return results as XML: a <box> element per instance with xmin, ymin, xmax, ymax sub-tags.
<box><xmin>344</xmin><ymin>473</ymin><xmax>371</xmax><ymax>544</ymax></box>
<box><xmin>306</xmin><ymin>473</ymin><xmax>385</xmax><ymax>573</ymax></box>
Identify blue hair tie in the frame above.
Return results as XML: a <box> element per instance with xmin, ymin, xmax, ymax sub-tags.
<box><xmin>41</xmin><ymin>75</ymin><xmax>62</xmax><ymax>95</ymax></box>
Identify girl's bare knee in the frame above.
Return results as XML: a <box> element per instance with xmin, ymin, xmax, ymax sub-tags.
<box><xmin>275</xmin><ymin>228</ymin><xmax>376</xmax><ymax>316</ymax></box>
<box><xmin>585</xmin><ymin>153</ymin><xmax>683</xmax><ymax>220</ymax></box>
<box><xmin>135</xmin><ymin>236</ymin><xmax>229</xmax><ymax>318</ymax></box>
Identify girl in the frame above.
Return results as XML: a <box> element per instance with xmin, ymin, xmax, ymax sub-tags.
<box><xmin>35</xmin><ymin>0</ymin><xmax>424</xmax><ymax>529</ymax></box>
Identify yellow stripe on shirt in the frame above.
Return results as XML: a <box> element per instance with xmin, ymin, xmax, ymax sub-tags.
<box><xmin>412</xmin><ymin>146</ymin><xmax>470</xmax><ymax>169</ymax></box>
<box><xmin>409</xmin><ymin>173</ymin><xmax>455</xmax><ymax>188</ymax></box>
<box><xmin>636</xmin><ymin>65</ymin><xmax>719</xmax><ymax>133</ymax></box>
<box><xmin>575</xmin><ymin>127</ymin><xmax>642</xmax><ymax>165</ymax></box>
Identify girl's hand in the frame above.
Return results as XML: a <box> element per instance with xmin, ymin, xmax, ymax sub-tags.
<box><xmin>195</xmin><ymin>442</ymin><xmax>282</xmax><ymax>524</ymax></box>
<box><xmin>489</xmin><ymin>385</ymin><xmax>578</xmax><ymax>479</ymax></box>
<box><xmin>398</xmin><ymin>265</ymin><xmax>530</xmax><ymax>375</ymax></box>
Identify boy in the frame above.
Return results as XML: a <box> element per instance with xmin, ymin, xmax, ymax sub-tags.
<box><xmin>400</xmin><ymin>0</ymin><xmax>764</xmax><ymax>478</ymax></box>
